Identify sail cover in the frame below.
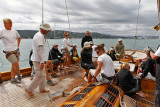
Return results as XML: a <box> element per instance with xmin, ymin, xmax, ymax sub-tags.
<box><xmin>158</xmin><ymin>0</ymin><xmax>160</xmax><ymax>24</ymax></box>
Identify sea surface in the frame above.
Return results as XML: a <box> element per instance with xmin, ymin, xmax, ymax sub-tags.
<box><xmin>0</xmin><ymin>38</ymin><xmax>159</xmax><ymax>72</ymax></box>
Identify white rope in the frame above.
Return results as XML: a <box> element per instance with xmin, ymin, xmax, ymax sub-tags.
<box><xmin>64</xmin><ymin>0</ymin><xmax>73</xmax><ymax>45</ymax></box>
<box><xmin>117</xmin><ymin>86</ymin><xmax>126</xmax><ymax>107</ymax></box>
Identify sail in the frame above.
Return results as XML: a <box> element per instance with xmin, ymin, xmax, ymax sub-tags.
<box><xmin>158</xmin><ymin>0</ymin><xmax>160</xmax><ymax>24</ymax></box>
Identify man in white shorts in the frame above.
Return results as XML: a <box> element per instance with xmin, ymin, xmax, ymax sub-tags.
<box><xmin>0</xmin><ymin>18</ymin><xmax>21</xmax><ymax>83</ymax></box>
<box><xmin>88</xmin><ymin>45</ymin><xmax>115</xmax><ymax>83</ymax></box>
<box><xmin>25</xmin><ymin>23</ymin><xmax>51</xmax><ymax>96</ymax></box>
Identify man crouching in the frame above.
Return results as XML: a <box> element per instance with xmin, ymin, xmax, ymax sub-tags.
<box><xmin>88</xmin><ymin>45</ymin><xmax>115</xmax><ymax>83</ymax></box>
<box><xmin>25</xmin><ymin>23</ymin><xmax>51</xmax><ymax>96</ymax></box>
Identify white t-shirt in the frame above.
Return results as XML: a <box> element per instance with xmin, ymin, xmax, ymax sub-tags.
<box><xmin>92</xmin><ymin>45</ymin><xmax>98</xmax><ymax>57</ymax></box>
<box><xmin>62</xmin><ymin>38</ymin><xmax>69</xmax><ymax>48</ymax></box>
<box><xmin>98</xmin><ymin>53</ymin><xmax>115</xmax><ymax>77</ymax></box>
<box><xmin>31</xmin><ymin>31</ymin><xmax>45</xmax><ymax>63</ymax></box>
<box><xmin>0</xmin><ymin>29</ymin><xmax>20</xmax><ymax>51</ymax></box>
<box><xmin>104</xmin><ymin>47</ymin><xmax>108</xmax><ymax>52</ymax></box>
<box><xmin>155</xmin><ymin>47</ymin><xmax>160</xmax><ymax>56</ymax></box>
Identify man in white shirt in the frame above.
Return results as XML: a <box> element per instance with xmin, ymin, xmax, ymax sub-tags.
<box><xmin>0</xmin><ymin>18</ymin><xmax>21</xmax><ymax>83</ymax></box>
<box><xmin>88</xmin><ymin>45</ymin><xmax>115</xmax><ymax>83</ymax></box>
<box><xmin>150</xmin><ymin>47</ymin><xmax>160</xmax><ymax>106</ymax></box>
<box><xmin>25</xmin><ymin>23</ymin><xmax>51</xmax><ymax>96</ymax></box>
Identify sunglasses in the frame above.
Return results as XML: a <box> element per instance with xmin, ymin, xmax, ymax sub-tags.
<box><xmin>96</xmin><ymin>50</ymin><xmax>101</xmax><ymax>54</ymax></box>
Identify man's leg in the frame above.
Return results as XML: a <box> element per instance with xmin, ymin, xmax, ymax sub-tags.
<box><xmin>11</xmin><ymin>65</ymin><xmax>15</xmax><ymax>79</ymax></box>
<box><xmin>88</xmin><ymin>70</ymin><xmax>93</xmax><ymax>83</ymax></box>
<box><xmin>26</xmin><ymin>62</ymin><xmax>44</xmax><ymax>93</ymax></box>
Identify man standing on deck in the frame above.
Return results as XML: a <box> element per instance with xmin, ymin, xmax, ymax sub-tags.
<box><xmin>115</xmin><ymin>39</ymin><xmax>125</xmax><ymax>58</ymax></box>
<box><xmin>0</xmin><ymin>18</ymin><xmax>21</xmax><ymax>83</ymax></box>
<box><xmin>25</xmin><ymin>23</ymin><xmax>51</xmax><ymax>96</ymax></box>
<box><xmin>81</xmin><ymin>31</ymin><xmax>93</xmax><ymax>48</ymax></box>
<box><xmin>150</xmin><ymin>47</ymin><xmax>160</xmax><ymax>106</ymax></box>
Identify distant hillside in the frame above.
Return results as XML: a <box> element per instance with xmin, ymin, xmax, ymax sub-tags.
<box><xmin>17</xmin><ymin>30</ymin><xmax>129</xmax><ymax>39</ymax></box>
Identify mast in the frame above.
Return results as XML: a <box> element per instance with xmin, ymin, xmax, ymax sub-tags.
<box><xmin>42</xmin><ymin>0</ymin><xmax>44</xmax><ymax>24</ymax></box>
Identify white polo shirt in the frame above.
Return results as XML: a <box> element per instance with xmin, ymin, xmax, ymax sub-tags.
<box><xmin>92</xmin><ymin>45</ymin><xmax>98</xmax><ymax>57</ymax></box>
<box><xmin>0</xmin><ymin>29</ymin><xmax>20</xmax><ymax>52</ymax></box>
<box><xmin>62</xmin><ymin>38</ymin><xmax>69</xmax><ymax>48</ymax></box>
<box><xmin>155</xmin><ymin>47</ymin><xmax>160</xmax><ymax>57</ymax></box>
<box><xmin>31</xmin><ymin>31</ymin><xmax>45</xmax><ymax>63</ymax></box>
<box><xmin>98</xmin><ymin>53</ymin><xmax>115</xmax><ymax>77</ymax></box>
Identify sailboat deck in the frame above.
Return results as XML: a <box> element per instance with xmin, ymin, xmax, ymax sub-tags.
<box><xmin>0</xmin><ymin>64</ymin><xmax>86</xmax><ymax>107</ymax></box>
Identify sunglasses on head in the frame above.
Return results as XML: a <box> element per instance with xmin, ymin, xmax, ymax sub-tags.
<box><xmin>96</xmin><ymin>50</ymin><xmax>101</xmax><ymax>54</ymax></box>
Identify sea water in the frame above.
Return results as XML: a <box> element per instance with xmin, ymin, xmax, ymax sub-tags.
<box><xmin>0</xmin><ymin>38</ymin><xmax>159</xmax><ymax>72</ymax></box>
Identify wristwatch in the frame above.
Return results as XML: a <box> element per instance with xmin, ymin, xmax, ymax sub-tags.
<box><xmin>93</xmin><ymin>76</ymin><xmax>96</xmax><ymax>79</ymax></box>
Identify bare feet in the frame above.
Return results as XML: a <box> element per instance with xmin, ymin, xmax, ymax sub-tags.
<box><xmin>136</xmin><ymin>91</ymin><xmax>146</xmax><ymax>98</ymax></box>
<box><xmin>40</xmin><ymin>90</ymin><xmax>49</xmax><ymax>93</ymax></box>
<box><xmin>25</xmin><ymin>89</ymin><xmax>34</xmax><ymax>96</ymax></box>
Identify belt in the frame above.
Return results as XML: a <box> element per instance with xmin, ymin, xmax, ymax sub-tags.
<box><xmin>101</xmin><ymin>73</ymin><xmax>115</xmax><ymax>81</ymax></box>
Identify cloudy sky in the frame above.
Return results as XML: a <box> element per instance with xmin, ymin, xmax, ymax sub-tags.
<box><xmin>0</xmin><ymin>0</ymin><xmax>159</xmax><ymax>36</ymax></box>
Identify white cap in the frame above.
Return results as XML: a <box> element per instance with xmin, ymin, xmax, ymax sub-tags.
<box><xmin>53</xmin><ymin>42</ymin><xmax>58</xmax><ymax>46</ymax></box>
<box><xmin>84</xmin><ymin>42</ymin><xmax>90</xmax><ymax>48</ymax></box>
<box><xmin>110</xmin><ymin>48</ymin><xmax>114</xmax><ymax>51</ymax></box>
<box><xmin>61</xmin><ymin>46</ymin><xmax>65</xmax><ymax>50</ymax></box>
<box><xmin>89</xmin><ymin>41</ymin><xmax>93</xmax><ymax>45</ymax></box>
<box><xmin>40</xmin><ymin>23</ymin><xmax>52</xmax><ymax>31</ymax></box>
<box><xmin>118</xmin><ymin>39</ymin><xmax>122</xmax><ymax>42</ymax></box>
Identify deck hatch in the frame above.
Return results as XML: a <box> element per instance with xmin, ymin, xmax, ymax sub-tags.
<box><xmin>70</xmin><ymin>94</ymin><xmax>86</xmax><ymax>101</ymax></box>
<box><xmin>62</xmin><ymin>104</ymin><xmax>75</xmax><ymax>107</ymax></box>
<box><xmin>81</xmin><ymin>87</ymin><xmax>93</xmax><ymax>93</ymax></box>
<box><xmin>95</xmin><ymin>98</ymin><xmax>112</xmax><ymax>107</ymax></box>
<box><xmin>108</xmin><ymin>86</ymin><xmax>119</xmax><ymax>96</ymax></box>
<box><xmin>102</xmin><ymin>91</ymin><xmax>116</xmax><ymax>103</ymax></box>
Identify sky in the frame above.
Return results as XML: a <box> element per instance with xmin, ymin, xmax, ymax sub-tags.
<box><xmin>0</xmin><ymin>0</ymin><xmax>159</xmax><ymax>36</ymax></box>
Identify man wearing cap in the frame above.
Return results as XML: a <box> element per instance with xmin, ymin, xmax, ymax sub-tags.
<box><xmin>25</xmin><ymin>23</ymin><xmax>51</xmax><ymax>96</ymax></box>
<box><xmin>48</xmin><ymin>42</ymin><xmax>65</xmax><ymax>72</ymax></box>
<box><xmin>81</xmin><ymin>42</ymin><xmax>94</xmax><ymax>74</ymax></box>
<box><xmin>0</xmin><ymin>18</ymin><xmax>21</xmax><ymax>83</ymax></box>
<box><xmin>115</xmin><ymin>39</ymin><xmax>125</xmax><ymax>58</ymax></box>
<box><xmin>108</xmin><ymin>47</ymin><xmax>117</xmax><ymax>61</ymax></box>
<box><xmin>81</xmin><ymin>31</ymin><xmax>93</xmax><ymax>48</ymax></box>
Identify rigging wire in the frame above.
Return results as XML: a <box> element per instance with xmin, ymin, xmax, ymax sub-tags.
<box><xmin>64</xmin><ymin>0</ymin><xmax>73</xmax><ymax>45</ymax></box>
<box><xmin>134</xmin><ymin>0</ymin><xmax>141</xmax><ymax>50</ymax></box>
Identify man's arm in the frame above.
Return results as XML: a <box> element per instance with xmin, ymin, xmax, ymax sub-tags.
<box><xmin>91</xmin><ymin>61</ymin><xmax>103</xmax><ymax>82</ymax></box>
<box><xmin>37</xmin><ymin>45</ymin><xmax>45</xmax><ymax>70</ymax></box>
<box><xmin>17</xmin><ymin>37</ymin><xmax>21</xmax><ymax>47</ymax></box>
<box><xmin>94</xmin><ymin>61</ymin><xmax>103</xmax><ymax>77</ymax></box>
<box><xmin>150</xmin><ymin>51</ymin><xmax>159</xmax><ymax>60</ymax></box>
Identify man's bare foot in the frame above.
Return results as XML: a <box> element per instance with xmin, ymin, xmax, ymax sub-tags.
<box><xmin>40</xmin><ymin>90</ymin><xmax>49</xmax><ymax>93</ymax></box>
<box><xmin>25</xmin><ymin>89</ymin><xmax>34</xmax><ymax>96</ymax></box>
<box><xmin>136</xmin><ymin>91</ymin><xmax>146</xmax><ymax>98</ymax></box>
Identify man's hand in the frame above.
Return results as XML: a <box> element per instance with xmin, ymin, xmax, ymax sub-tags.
<box><xmin>91</xmin><ymin>77</ymin><xmax>96</xmax><ymax>82</ymax></box>
<box><xmin>138</xmin><ymin>73</ymin><xmax>142</xmax><ymax>79</ymax></box>
<box><xmin>40</xmin><ymin>63</ymin><xmax>44</xmax><ymax>70</ymax></box>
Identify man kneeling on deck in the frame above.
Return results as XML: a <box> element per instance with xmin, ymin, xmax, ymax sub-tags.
<box><xmin>88</xmin><ymin>45</ymin><xmax>115</xmax><ymax>83</ymax></box>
